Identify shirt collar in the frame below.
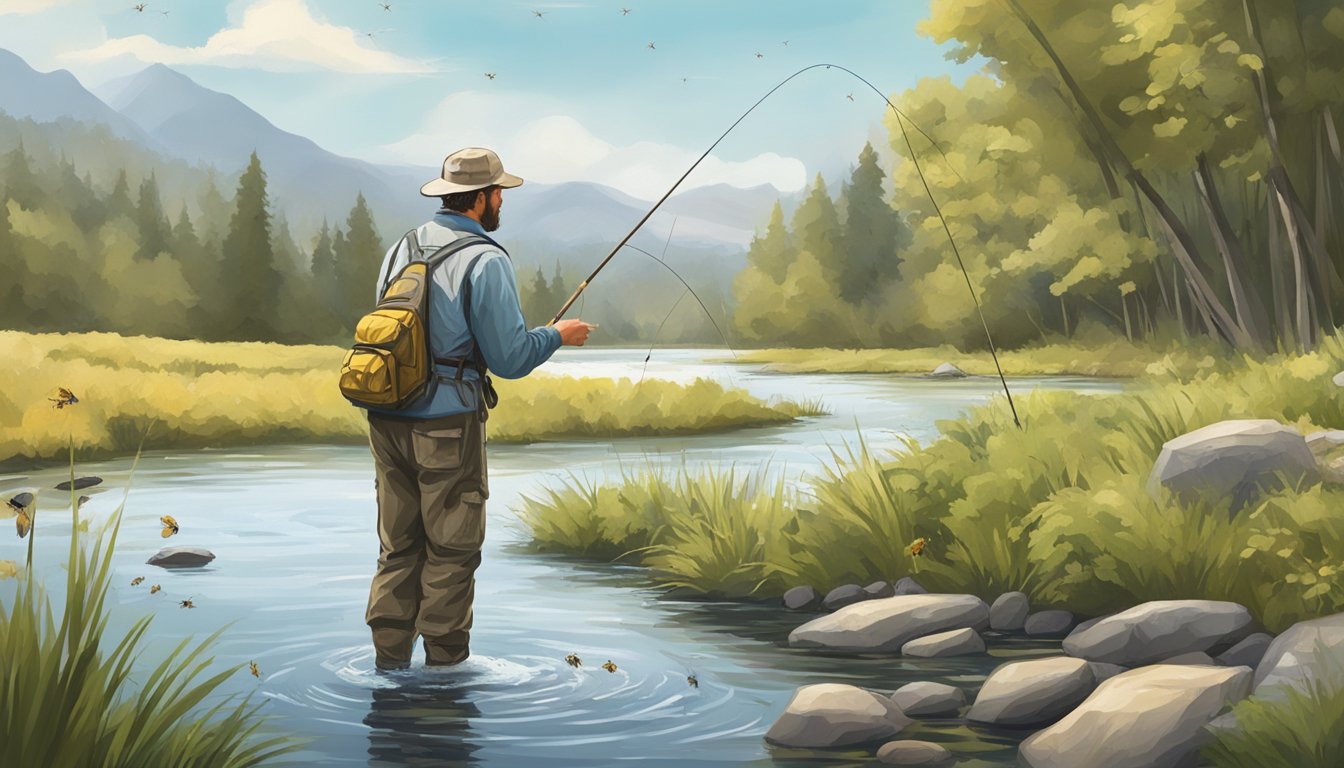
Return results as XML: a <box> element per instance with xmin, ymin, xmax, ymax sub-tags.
<box><xmin>433</xmin><ymin>210</ymin><xmax>488</xmax><ymax>237</ymax></box>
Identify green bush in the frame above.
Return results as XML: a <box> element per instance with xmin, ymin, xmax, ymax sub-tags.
<box><xmin>1203</xmin><ymin>657</ymin><xmax>1344</xmax><ymax>768</ymax></box>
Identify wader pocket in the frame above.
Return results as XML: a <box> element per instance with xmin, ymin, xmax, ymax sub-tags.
<box><xmin>410</xmin><ymin>426</ymin><xmax>464</xmax><ymax>471</ymax></box>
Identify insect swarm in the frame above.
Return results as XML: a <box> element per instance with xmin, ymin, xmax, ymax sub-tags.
<box><xmin>160</xmin><ymin>515</ymin><xmax>179</xmax><ymax>538</ymax></box>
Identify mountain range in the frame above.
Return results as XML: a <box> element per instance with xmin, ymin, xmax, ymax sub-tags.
<box><xmin>0</xmin><ymin>48</ymin><xmax>784</xmax><ymax>261</ymax></box>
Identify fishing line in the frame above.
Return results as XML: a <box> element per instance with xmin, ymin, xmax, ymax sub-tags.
<box><xmin>550</xmin><ymin>62</ymin><xmax>1020</xmax><ymax>429</ymax></box>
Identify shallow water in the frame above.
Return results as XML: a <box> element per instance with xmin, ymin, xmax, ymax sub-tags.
<box><xmin>1</xmin><ymin>350</ymin><xmax>1124</xmax><ymax>767</ymax></box>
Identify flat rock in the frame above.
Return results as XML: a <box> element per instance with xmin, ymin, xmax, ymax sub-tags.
<box><xmin>54</xmin><ymin>475</ymin><xmax>102</xmax><ymax>491</ymax></box>
<box><xmin>864</xmin><ymin>580</ymin><xmax>895</xmax><ymax>599</ymax></box>
<box><xmin>1216</xmin><ymin>633</ymin><xmax>1273</xmax><ymax>668</ymax></box>
<box><xmin>789</xmin><ymin>594</ymin><xmax>990</xmax><ymax>653</ymax></box>
<box><xmin>764</xmin><ymin>683</ymin><xmax>911</xmax><ymax>748</ymax></box>
<box><xmin>147</xmin><ymin>546</ymin><xmax>216</xmax><ymax>568</ymax></box>
<box><xmin>1147</xmin><ymin>419</ymin><xmax>1317</xmax><ymax>510</ymax></box>
<box><xmin>902</xmin><ymin>628</ymin><xmax>985</xmax><ymax>658</ymax></box>
<box><xmin>1019</xmin><ymin>665</ymin><xmax>1253</xmax><ymax>768</ymax></box>
<box><xmin>823</xmin><ymin>583</ymin><xmax>868</xmax><ymax>611</ymax></box>
<box><xmin>1062</xmin><ymin>600</ymin><xmax>1252</xmax><ymax>666</ymax></box>
<box><xmin>784</xmin><ymin>585</ymin><xmax>821</xmax><ymax>611</ymax></box>
<box><xmin>1025</xmin><ymin>610</ymin><xmax>1074</xmax><ymax>637</ymax></box>
<box><xmin>890</xmin><ymin>682</ymin><xmax>965</xmax><ymax>717</ymax></box>
<box><xmin>876</xmin><ymin>740</ymin><xmax>953</xmax><ymax>766</ymax></box>
<box><xmin>968</xmin><ymin>657</ymin><xmax>1095</xmax><ymax>727</ymax></box>
<box><xmin>990</xmin><ymin>592</ymin><xmax>1030</xmax><ymax>631</ymax></box>
<box><xmin>1304</xmin><ymin>430</ymin><xmax>1344</xmax><ymax>453</ymax></box>
<box><xmin>928</xmin><ymin>362</ymin><xmax>968</xmax><ymax>379</ymax></box>
<box><xmin>1253</xmin><ymin>612</ymin><xmax>1344</xmax><ymax>698</ymax></box>
<box><xmin>892</xmin><ymin>577</ymin><xmax>928</xmax><ymax>596</ymax></box>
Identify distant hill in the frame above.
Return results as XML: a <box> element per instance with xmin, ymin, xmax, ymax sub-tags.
<box><xmin>0</xmin><ymin>48</ymin><xmax>158</xmax><ymax>149</ymax></box>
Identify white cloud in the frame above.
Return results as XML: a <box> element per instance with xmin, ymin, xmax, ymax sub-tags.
<box><xmin>61</xmin><ymin>0</ymin><xmax>432</xmax><ymax>74</ymax></box>
<box><xmin>0</xmin><ymin>0</ymin><xmax>74</xmax><ymax>15</ymax></box>
<box><xmin>380</xmin><ymin>92</ymin><xmax>807</xmax><ymax>200</ymax></box>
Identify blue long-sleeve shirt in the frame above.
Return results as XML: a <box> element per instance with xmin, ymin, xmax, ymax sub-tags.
<box><xmin>367</xmin><ymin>211</ymin><xmax>562</xmax><ymax>418</ymax></box>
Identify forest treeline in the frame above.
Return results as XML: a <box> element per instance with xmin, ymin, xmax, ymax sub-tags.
<box><xmin>735</xmin><ymin>0</ymin><xmax>1344</xmax><ymax>352</ymax></box>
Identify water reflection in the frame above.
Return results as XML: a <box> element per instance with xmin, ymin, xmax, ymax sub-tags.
<box><xmin>366</xmin><ymin>677</ymin><xmax>483</xmax><ymax>767</ymax></box>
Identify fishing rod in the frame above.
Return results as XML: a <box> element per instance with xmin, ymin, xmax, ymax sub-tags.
<box><xmin>548</xmin><ymin>62</ymin><xmax>1021</xmax><ymax>429</ymax></box>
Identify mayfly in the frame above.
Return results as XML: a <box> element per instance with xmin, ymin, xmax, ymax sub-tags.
<box><xmin>49</xmin><ymin>387</ymin><xmax>79</xmax><ymax>409</ymax></box>
<box><xmin>160</xmin><ymin>515</ymin><xmax>179</xmax><ymax>538</ymax></box>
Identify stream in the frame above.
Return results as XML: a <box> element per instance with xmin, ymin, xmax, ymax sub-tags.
<box><xmin>1</xmin><ymin>349</ymin><xmax>1126</xmax><ymax>767</ymax></box>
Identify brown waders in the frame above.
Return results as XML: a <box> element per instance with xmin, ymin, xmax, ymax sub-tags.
<box><xmin>366</xmin><ymin>407</ymin><xmax>488</xmax><ymax>669</ymax></box>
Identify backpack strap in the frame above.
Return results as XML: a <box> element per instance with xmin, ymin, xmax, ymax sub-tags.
<box><xmin>425</xmin><ymin>235</ymin><xmax>506</xmax><ymax>420</ymax></box>
<box><xmin>377</xmin><ymin>228</ymin><xmax>432</xmax><ymax>298</ymax></box>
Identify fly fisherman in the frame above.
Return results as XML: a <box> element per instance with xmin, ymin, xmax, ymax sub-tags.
<box><xmin>364</xmin><ymin>147</ymin><xmax>596</xmax><ymax>670</ymax></box>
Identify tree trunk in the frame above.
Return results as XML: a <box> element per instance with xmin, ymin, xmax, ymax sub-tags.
<box><xmin>1194</xmin><ymin>153</ymin><xmax>1269</xmax><ymax>350</ymax></box>
<box><xmin>1274</xmin><ymin>177</ymin><xmax>1316</xmax><ymax>349</ymax></box>
<box><xmin>1267</xmin><ymin>197</ymin><xmax>1293</xmax><ymax>348</ymax></box>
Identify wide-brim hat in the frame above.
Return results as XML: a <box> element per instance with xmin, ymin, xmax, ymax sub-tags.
<box><xmin>420</xmin><ymin>147</ymin><xmax>524</xmax><ymax>197</ymax></box>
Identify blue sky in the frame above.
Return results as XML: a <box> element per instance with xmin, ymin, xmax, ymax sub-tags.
<box><xmin>0</xmin><ymin>0</ymin><xmax>978</xmax><ymax>199</ymax></box>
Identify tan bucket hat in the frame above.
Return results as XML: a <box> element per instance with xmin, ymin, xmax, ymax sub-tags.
<box><xmin>420</xmin><ymin>147</ymin><xmax>524</xmax><ymax>197</ymax></box>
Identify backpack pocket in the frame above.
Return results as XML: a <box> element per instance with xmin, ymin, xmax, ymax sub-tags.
<box><xmin>339</xmin><ymin>347</ymin><xmax>400</xmax><ymax>407</ymax></box>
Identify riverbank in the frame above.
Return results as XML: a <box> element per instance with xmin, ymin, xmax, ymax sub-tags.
<box><xmin>0</xmin><ymin>331</ymin><xmax>824</xmax><ymax>466</ymax></box>
<box><xmin>734</xmin><ymin>336</ymin><xmax>1232</xmax><ymax>378</ymax></box>
<box><xmin>521</xmin><ymin>331</ymin><xmax>1344</xmax><ymax>634</ymax></box>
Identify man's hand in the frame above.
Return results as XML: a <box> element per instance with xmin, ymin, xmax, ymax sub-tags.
<box><xmin>554</xmin><ymin>319</ymin><xmax>598</xmax><ymax>346</ymax></box>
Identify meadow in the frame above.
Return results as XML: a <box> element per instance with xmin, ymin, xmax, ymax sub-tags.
<box><xmin>0</xmin><ymin>331</ymin><xmax>823</xmax><ymax>464</ymax></box>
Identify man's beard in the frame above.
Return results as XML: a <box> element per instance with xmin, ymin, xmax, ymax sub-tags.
<box><xmin>481</xmin><ymin>196</ymin><xmax>501</xmax><ymax>232</ymax></box>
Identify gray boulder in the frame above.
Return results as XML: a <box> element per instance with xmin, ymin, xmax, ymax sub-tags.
<box><xmin>1147</xmin><ymin>419</ymin><xmax>1318</xmax><ymax>510</ymax></box>
<box><xmin>902</xmin><ymin>628</ymin><xmax>985</xmax><ymax>658</ymax></box>
<box><xmin>928</xmin><ymin>362</ymin><xmax>968</xmax><ymax>379</ymax></box>
<box><xmin>1025</xmin><ymin>610</ymin><xmax>1075</xmax><ymax>638</ymax></box>
<box><xmin>1216</xmin><ymin>633</ymin><xmax>1274</xmax><ymax>668</ymax></box>
<box><xmin>1162</xmin><ymin>651</ymin><xmax>1216</xmax><ymax>666</ymax></box>
<box><xmin>1304</xmin><ymin>430</ymin><xmax>1344</xmax><ymax>453</ymax></box>
<box><xmin>823</xmin><ymin>584</ymin><xmax>868</xmax><ymax>611</ymax></box>
<box><xmin>1062</xmin><ymin>600</ymin><xmax>1252</xmax><ymax>666</ymax></box>
<box><xmin>968</xmin><ymin>657</ymin><xmax>1096</xmax><ymax>727</ymax></box>
<box><xmin>989</xmin><ymin>592</ymin><xmax>1030</xmax><ymax>631</ymax></box>
<box><xmin>890</xmin><ymin>682</ymin><xmax>965</xmax><ymax>717</ymax></box>
<box><xmin>1018</xmin><ymin>665</ymin><xmax>1253</xmax><ymax>768</ymax></box>
<box><xmin>764</xmin><ymin>684</ymin><xmax>911</xmax><ymax>748</ymax></box>
<box><xmin>864</xmin><ymin>580</ymin><xmax>896</xmax><ymax>599</ymax></box>
<box><xmin>789</xmin><ymin>594</ymin><xmax>990</xmax><ymax>653</ymax></box>
<box><xmin>1253</xmin><ymin>613</ymin><xmax>1344</xmax><ymax>698</ymax></box>
<box><xmin>147</xmin><ymin>546</ymin><xmax>216</xmax><ymax>568</ymax></box>
<box><xmin>876</xmin><ymin>740</ymin><xmax>953</xmax><ymax>766</ymax></box>
<box><xmin>892</xmin><ymin>577</ymin><xmax>928</xmax><ymax>596</ymax></box>
<box><xmin>783</xmin><ymin>585</ymin><xmax>821</xmax><ymax>611</ymax></box>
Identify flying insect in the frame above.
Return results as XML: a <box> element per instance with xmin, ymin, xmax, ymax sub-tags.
<box><xmin>160</xmin><ymin>515</ymin><xmax>179</xmax><ymax>538</ymax></box>
<box><xmin>601</xmin><ymin>660</ymin><xmax>618</xmax><ymax>673</ymax></box>
<box><xmin>49</xmin><ymin>387</ymin><xmax>79</xmax><ymax>409</ymax></box>
<box><xmin>565</xmin><ymin>653</ymin><xmax>582</xmax><ymax>668</ymax></box>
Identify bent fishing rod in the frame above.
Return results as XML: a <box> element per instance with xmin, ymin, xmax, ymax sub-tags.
<box><xmin>547</xmin><ymin>62</ymin><xmax>1021</xmax><ymax>429</ymax></box>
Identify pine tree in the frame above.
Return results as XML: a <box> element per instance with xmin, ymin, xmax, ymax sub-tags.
<box><xmin>106</xmin><ymin>170</ymin><xmax>136</xmax><ymax>221</ymax></box>
<box><xmin>197</xmin><ymin>173</ymin><xmax>231</xmax><ymax>244</ymax></box>
<box><xmin>0</xmin><ymin>191</ymin><xmax>25</xmax><ymax>328</ymax></box>
<box><xmin>525</xmin><ymin>266</ymin><xmax>551</xmax><ymax>326</ymax></box>
<box><xmin>747</xmin><ymin>201</ymin><xmax>794</xmax><ymax>283</ymax></box>
<box><xmin>135</xmin><ymin>173</ymin><xmax>172</xmax><ymax>260</ymax></box>
<box><xmin>4</xmin><ymin>140</ymin><xmax>41</xmax><ymax>209</ymax></box>
<box><xmin>791</xmin><ymin>173</ymin><xmax>841</xmax><ymax>269</ymax></box>
<box><xmin>219</xmin><ymin>152</ymin><xmax>278</xmax><ymax>340</ymax></box>
<box><xmin>335</xmin><ymin>193</ymin><xmax>382</xmax><ymax>330</ymax></box>
<box><xmin>310</xmin><ymin>220</ymin><xmax>337</xmax><ymax>309</ymax></box>
<box><xmin>838</xmin><ymin>142</ymin><xmax>904</xmax><ymax>303</ymax></box>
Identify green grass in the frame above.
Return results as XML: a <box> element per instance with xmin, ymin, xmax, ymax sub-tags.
<box><xmin>1203</xmin><ymin>653</ymin><xmax>1344</xmax><ymax>768</ymax></box>
<box><xmin>733</xmin><ymin>336</ymin><xmax>1233</xmax><ymax>378</ymax></box>
<box><xmin>519</xmin><ymin>330</ymin><xmax>1344</xmax><ymax>632</ymax></box>
<box><xmin>0</xmin><ymin>439</ymin><xmax>299</xmax><ymax>767</ymax></box>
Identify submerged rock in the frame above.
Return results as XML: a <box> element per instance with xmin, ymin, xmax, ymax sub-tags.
<box><xmin>902</xmin><ymin>628</ymin><xmax>985</xmax><ymax>658</ymax></box>
<box><xmin>789</xmin><ymin>594</ymin><xmax>990</xmax><ymax>653</ymax></box>
<box><xmin>890</xmin><ymin>681</ymin><xmax>965</xmax><ymax>717</ymax></box>
<box><xmin>968</xmin><ymin>657</ymin><xmax>1095</xmax><ymax>727</ymax></box>
<box><xmin>928</xmin><ymin>362</ymin><xmax>968</xmax><ymax>379</ymax></box>
<box><xmin>823</xmin><ymin>584</ymin><xmax>868</xmax><ymax>611</ymax></box>
<box><xmin>54</xmin><ymin>475</ymin><xmax>102</xmax><ymax>491</ymax></box>
<box><xmin>764</xmin><ymin>683</ymin><xmax>911</xmax><ymax>748</ymax></box>
<box><xmin>1018</xmin><ymin>665</ymin><xmax>1252</xmax><ymax>768</ymax></box>
<box><xmin>783</xmin><ymin>585</ymin><xmax>821</xmax><ymax>611</ymax></box>
<box><xmin>876</xmin><ymin>740</ymin><xmax>953</xmax><ymax>766</ymax></box>
<box><xmin>147</xmin><ymin>546</ymin><xmax>216</xmax><ymax>568</ymax></box>
<box><xmin>1147</xmin><ymin>419</ymin><xmax>1317</xmax><ymax>511</ymax></box>
<box><xmin>1062</xmin><ymin>600</ymin><xmax>1252</xmax><ymax>666</ymax></box>
<box><xmin>989</xmin><ymin>591</ymin><xmax>1030</xmax><ymax>631</ymax></box>
<box><xmin>1025</xmin><ymin>610</ymin><xmax>1074</xmax><ymax>638</ymax></box>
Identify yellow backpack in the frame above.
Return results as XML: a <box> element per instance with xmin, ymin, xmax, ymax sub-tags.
<box><xmin>339</xmin><ymin>231</ymin><xmax>491</xmax><ymax>410</ymax></box>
